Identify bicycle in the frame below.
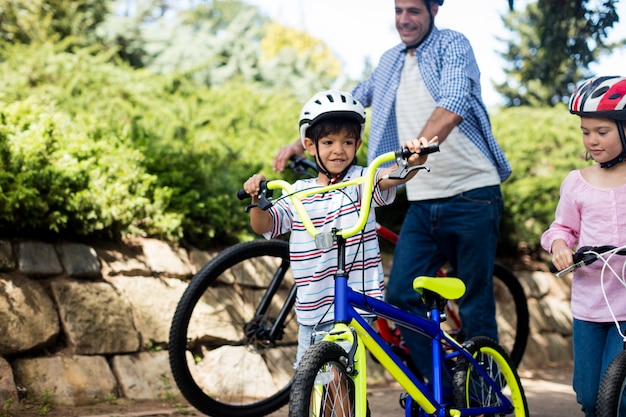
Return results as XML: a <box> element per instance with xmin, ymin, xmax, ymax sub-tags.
<box><xmin>289</xmin><ymin>154</ymin><xmax>528</xmax><ymax>371</ymax></box>
<box><xmin>243</xmin><ymin>145</ymin><xmax>527</xmax><ymax>416</ymax></box>
<box><xmin>167</xmin><ymin>156</ymin><xmax>529</xmax><ymax>417</ymax></box>
<box><xmin>551</xmin><ymin>245</ymin><xmax>626</xmax><ymax>417</ymax></box>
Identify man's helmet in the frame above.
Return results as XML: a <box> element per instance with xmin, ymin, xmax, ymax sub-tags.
<box><xmin>569</xmin><ymin>76</ymin><xmax>626</xmax><ymax>121</ymax></box>
<box><xmin>299</xmin><ymin>90</ymin><xmax>366</xmax><ymax>146</ymax></box>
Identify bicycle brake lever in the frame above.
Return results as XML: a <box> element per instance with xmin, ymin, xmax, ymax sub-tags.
<box><xmin>385</xmin><ymin>164</ymin><xmax>430</xmax><ymax>180</ymax></box>
<box><xmin>384</xmin><ymin>145</ymin><xmax>437</xmax><ymax>180</ymax></box>
<box><xmin>555</xmin><ymin>261</ymin><xmax>586</xmax><ymax>278</ymax></box>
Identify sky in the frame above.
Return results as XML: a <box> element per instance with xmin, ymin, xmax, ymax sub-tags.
<box><xmin>245</xmin><ymin>0</ymin><xmax>626</xmax><ymax>107</ymax></box>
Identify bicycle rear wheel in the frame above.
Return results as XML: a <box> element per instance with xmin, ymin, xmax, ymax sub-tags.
<box><xmin>493</xmin><ymin>263</ymin><xmax>529</xmax><ymax>367</ymax></box>
<box><xmin>289</xmin><ymin>342</ymin><xmax>358</xmax><ymax>417</ymax></box>
<box><xmin>168</xmin><ymin>239</ymin><xmax>297</xmax><ymax>417</ymax></box>
<box><xmin>596</xmin><ymin>350</ymin><xmax>626</xmax><ymax>417</ymax></box>
<box><xmin>453</xmin><ymin>336</ymin><xmax>528</xmax><ymax>416</ymax></box>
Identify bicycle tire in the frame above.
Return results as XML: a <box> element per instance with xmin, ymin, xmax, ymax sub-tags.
<box><xmin>289</xmin><ymin>341</ymin><xmax>360</xmax><ymax>417</ymax></box>
<box><xmin>168</xmin><ymin>239</ymin><xmax>297</xmax><ymax>417</ymax></box>
<box><xmin>453</xmin><ymin>336</ymin><xmax>529</xmax><ymax>416</ymax></box>
<box><xmin>493</xmin><ymin>263</ymin><xmax>529</xmax><ymax>368</ymax></box>
<box><xmin>443</xmin><ymin>263</ymin><xmax>529</xmax><ymax>368</ymax></box>
<box><xmin>596</xmin><ymin>350</ymin><xmax>626</xmax><ymax>417</ymax></box>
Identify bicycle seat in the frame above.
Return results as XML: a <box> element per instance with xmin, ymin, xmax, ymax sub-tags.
<box><xmin>413</xmin><ymin>276</ymin><xmax>466</xmax><ymax>300</ymax></box>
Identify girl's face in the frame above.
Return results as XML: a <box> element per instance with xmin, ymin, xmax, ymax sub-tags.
<box><xmin>304</xmin><ymin>130</ymin><xmax>361</xmax><ymax>179</ymax></box>
<box><xmin>580</xmin><ymin>117</ymin><xmax>623</xmax><ymax>164</ymax></box>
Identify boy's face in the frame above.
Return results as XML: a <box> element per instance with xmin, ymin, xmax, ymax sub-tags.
<box><xmin>304</xmin><ymin>129</ymin><xmax>362</xmax><ymax>180</ymax></box>
<box><xmin>580</xmin><ymin>116</ymin><xmax>623</xmax><ymax>164</ymax></box>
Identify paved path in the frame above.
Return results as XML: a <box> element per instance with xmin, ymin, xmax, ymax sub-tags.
<box><xmin>74</xmin><ymin>364</ymin><xmax>582</xmax><ymax>417</ymax></box>
<box><xmin>267</xmin><ymin>364</ymin><xmax>583</xmax><ymax>417</ymax></box>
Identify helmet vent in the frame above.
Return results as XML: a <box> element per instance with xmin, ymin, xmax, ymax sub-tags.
<box><xmin>591</xmin><ymin>87</ymin><xmax>609</xmax><ymax>98</ymax></box>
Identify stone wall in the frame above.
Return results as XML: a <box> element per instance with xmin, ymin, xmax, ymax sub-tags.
<box><xmin>0</xmin><ymin>238</ymin><xmax>574</xmax><ymax>408</ymax></box>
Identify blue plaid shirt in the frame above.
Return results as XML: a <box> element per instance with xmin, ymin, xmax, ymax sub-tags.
<box><xmin>352</xmin><ymin>27</ymin><xmax>511</xmax><ymax>182</ymax></box>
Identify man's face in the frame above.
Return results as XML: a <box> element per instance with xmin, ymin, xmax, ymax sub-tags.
<box><xmin>395</xmin><ymin>0</ymin><xmax>438</xmax><ymax>46</ymax></box>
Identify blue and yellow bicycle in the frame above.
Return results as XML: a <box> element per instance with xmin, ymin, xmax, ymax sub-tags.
<box><xmin>246</xmin><ymin>145</ymin><xmax>528</xmax><ymax>417</ymax></box>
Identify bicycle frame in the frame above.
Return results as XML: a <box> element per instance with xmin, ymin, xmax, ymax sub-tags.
<box><xmin>264</xmin><ymin>148</ymin><xmax>516</xmax><ymax>417</ymax></box>
<box><xmin>319</xmin><ymin>246</ymin><xmax>515</xmax><ymax>417</ymax></box>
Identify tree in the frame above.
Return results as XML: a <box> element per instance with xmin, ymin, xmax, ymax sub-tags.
<box><xmin>95</xmin><ymin>0</ymin><xmax>341</xmax><ymax>100</ymax></box>
<box><xmin>497</xmin><ymin>0</ymin><xmax>623</xmax><ymax>106</ymax></box>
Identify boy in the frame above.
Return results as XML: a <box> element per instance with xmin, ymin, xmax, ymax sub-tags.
<box><xmin>243</xmin><ymin>89</ymin><xmax>435</xmax><ymax>363</ymax></box>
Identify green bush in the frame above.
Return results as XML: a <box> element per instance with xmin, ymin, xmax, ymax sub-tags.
<box><xmin>0</xmin><ymin>41</ymin><xmax>598</xmax><ymax>257</ymax></box>
<box><xmin>0</xmin><ymin>42</ymin><xmax>302</xmax><ymax>246</ymax></box>
<box><xmin>492</xmin><ymin>105</ymin><xmax>592</xmax><ymax>255</ymax></box>
<box><xmin>0</xmin><ymin>97</ymin><xmax>176</xmax><ymax>240</ymax></box>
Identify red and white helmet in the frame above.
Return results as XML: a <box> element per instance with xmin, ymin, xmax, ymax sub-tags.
<box><xmin>299</xmin><ymin>90</ymin><xmax>366</xmax><ymax>146</ymax></box>
<box><xmin>569</xmin><ymin>76</ymin><xmax>626</xmax><ymax>121</ymax></box>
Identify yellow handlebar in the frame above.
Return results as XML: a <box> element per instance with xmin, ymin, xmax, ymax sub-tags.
<box><xmin>265</xmin><ymin>150</ymin><xmax>397</xmax><ymax>240</ymax></box>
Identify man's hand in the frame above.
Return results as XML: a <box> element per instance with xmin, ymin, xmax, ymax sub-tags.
<box><xmin>273</xmin><ymin>140</ymin><xmax>304</xmax><ymax>173</ymax></box>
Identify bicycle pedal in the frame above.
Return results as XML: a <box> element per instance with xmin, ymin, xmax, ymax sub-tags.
<box><xmin>399</xmin><ymin>392</ymin><xmax>408</xmax><ymax>409</ymax></box>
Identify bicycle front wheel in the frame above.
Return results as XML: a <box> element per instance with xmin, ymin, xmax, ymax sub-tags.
<box><xmin>289</xmin><ymin>342</ymin><xmax>357</xmax><ymax>417</ymax></box>
<box><xmin>596</xmin><ymin>350</ymin><xmax>626</xmax><ymax>417</ymax></box>
<box><xmin>453</xmin><ymin>336</ymin><xmax>528</xmax><ymax>416</ymax></box>
<box><xmin>168</xmin><ymin>239</ymin><xmax>297</xmax><ymax>417</ymax></box>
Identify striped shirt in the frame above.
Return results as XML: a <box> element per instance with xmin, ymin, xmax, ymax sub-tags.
<box><xmin>352</xmin><ymin>26</ymin><xmax>511</xmax><ymax>183</ymax></box>
<box><xmin>263</xmin><ymin>165</ymin><xmax>395</xmax><ymax>326</ymax></box>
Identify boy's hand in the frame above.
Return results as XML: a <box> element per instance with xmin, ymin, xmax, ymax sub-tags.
<box><xmin>404</xmin><ymin>136</ymin><xmax>438</xmax><ymax>166</ymax></box>
<box><xmin>243</xmin><ymin>174</ymin><xmax>267</xmax><ymax>202</ymax></box>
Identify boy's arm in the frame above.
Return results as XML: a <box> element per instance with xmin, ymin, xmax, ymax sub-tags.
<box><xmin>377</xmin><ymin>136</ymin><xmax>436</xmax><ymax>191</ymax></box>
<box><xmin>243</xmin><ymin>174</ymin><xmax>274</xmax><ymax>235</ymax></box>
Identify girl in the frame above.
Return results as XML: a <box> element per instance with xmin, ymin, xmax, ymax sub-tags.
<box><xmin>541</xmin><ymin>76</ymin><xmax>626</xmax><ymax>417</ymax></box>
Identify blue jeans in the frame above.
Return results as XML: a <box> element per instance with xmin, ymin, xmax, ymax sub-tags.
<box><xmin>386</xmin><ymin>185</ymin><xmax>503</xmax><ymax>382</ymax></box>
<box><xmin>573</xmin><ymin>318</ymin><xmax>626</xmax><ymax>417</ymax></box>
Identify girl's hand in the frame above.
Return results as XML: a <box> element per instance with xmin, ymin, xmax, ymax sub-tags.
<box><xmin>404</xmin><ymin>136</ymin><xmax>438</xmax><ymax>166</ymax></box>
<box><xmin>551</xmin><ymin>239</ymin><xmax>574</xmax><ymax>271</ymax></box>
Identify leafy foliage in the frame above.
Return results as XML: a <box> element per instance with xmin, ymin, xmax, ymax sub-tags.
<box><xmin>0</xmin><ymin>0</ymin><xmax>109</xmax><ymax>45</ymax></box>
<box><xmin>496</xmin><ymin>0</ymin><xmax>623</xmax><ymax>106</ymax></box>
<box><xmin>0</xmin><ymin>42</ymin><xmax>301</xmax><ymax>246</ymax></box>
<box><xmin>492</xmin><ymin>105</ymin><xmax>592</xmax><ymax>254</ymax></box>
<box><xmin>0</xmin><ymin>97</ymin><xmax>165</xmax><ymax>240</ymax></box>
<box><xmin>97</xmin><ymin>0</ymin><xmax>341</xmax><ymax>101</ymax></box>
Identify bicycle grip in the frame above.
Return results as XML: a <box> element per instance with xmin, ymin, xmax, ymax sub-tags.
<box><xmin>237</xmin><ymin>189</ymin><xmax>250</xmax><ymax>200</ymax></box>
<box><xmin>401</xmin><ymin>142</ymin><xmax>440</xmax><ymax>158</ymax></box>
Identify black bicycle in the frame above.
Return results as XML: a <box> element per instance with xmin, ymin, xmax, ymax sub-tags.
<box><xmin>168</xmin><ymin>157</ymin><xmax>529</xmax><ymax>417</ymax></box>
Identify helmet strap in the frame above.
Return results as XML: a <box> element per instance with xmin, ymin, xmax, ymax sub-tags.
<box><xmin>600</xmin><ymin>120</ymin><xmax>626</xmax><ymax>169</ymax></box>
<box><xmin>314</xmin><ymin>142</ymin><xmax>357</xmax><ymax>185</ymax></box>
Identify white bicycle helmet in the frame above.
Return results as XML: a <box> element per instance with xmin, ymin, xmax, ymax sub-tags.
<box><xmin>569</xmin><ymin>76</ymin><xmax>626</xmax><ymax>120</ymax></box>
<box><xmin>298</xmin><ymin>90</ymin><xmax>366</xmax><ymax>146</ymax></box>
<box><xmin>569</xmin><ymin>76</ymin><xmax>626</xmax><ymax>168</ymax></box>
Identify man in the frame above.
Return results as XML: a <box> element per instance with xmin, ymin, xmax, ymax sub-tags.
<box><xmin>273</xmin><ymin>0</ymin><xmax>511</xmax><ymax>382</ymax></box>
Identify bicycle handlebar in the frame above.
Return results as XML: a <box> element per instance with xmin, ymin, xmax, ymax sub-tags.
<box><xmin>550</xmin><ymin>245</ymin><xmax>626</xmax><ymax>277</ymax></box>
<box><xmin>238</xmin><ymin>143</ymin><xmax>439</xmax><ymax>241</ymax></box>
